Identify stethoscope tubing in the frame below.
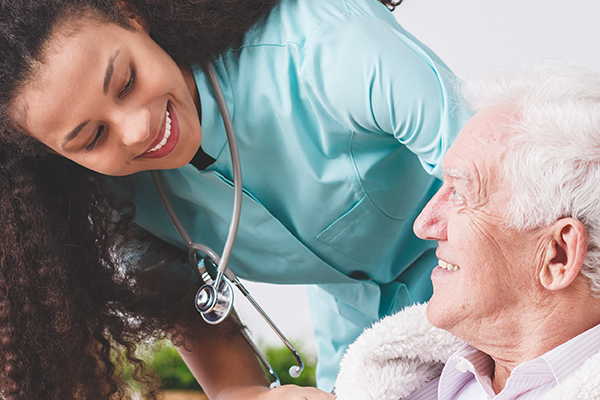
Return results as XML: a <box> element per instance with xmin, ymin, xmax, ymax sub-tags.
<box><xmin>151</xmin><ymin>170</ymin><xmax>238</xmax><ymax>282</ymax></box>
<box><xmin>149</xmin><ymin>62</ymin><xmax>303</xmax><ymax>386</ymax></box>
<box><xmin>204</xmin><ymin>63</ymin><xmax>243</xmax><ymax>290</ymax></box>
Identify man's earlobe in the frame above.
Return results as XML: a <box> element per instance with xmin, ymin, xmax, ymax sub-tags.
<box><xmin>540</xmin><ymin>218</ymin><xmax>588</xmax><ymax>291</ymax></box>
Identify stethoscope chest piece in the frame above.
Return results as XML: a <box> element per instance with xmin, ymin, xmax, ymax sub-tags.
<box><xmin>195</xmin><ymin>280</ymin><xmax>234</xmax><ymax>325</ymax></box>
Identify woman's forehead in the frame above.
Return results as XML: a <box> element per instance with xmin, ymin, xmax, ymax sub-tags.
<box><xmin>15</xmin><ymin>22</ymin><xmax>127</xmax><ymax>136</ymax></box>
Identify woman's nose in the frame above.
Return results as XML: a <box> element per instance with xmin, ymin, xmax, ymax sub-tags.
<box><xmin>119</xmin><ymin>108</ymin><xmax>151</xmax><ymax>146</ymax></box>
<box><xmin>413</xmin><ymin>190</ymin><xmax>448</xmax><ymax>241</ymax></box>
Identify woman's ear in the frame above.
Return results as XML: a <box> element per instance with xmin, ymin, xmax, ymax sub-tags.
<box><xmin>116</xmin><ymin>1</ymin><xmax>149</xmax><ymax>34</ymax></box>
<box><xmin>46</xmin><ymin>147</ymin><xmax>60</xmax><ymax>156</ymax></box>
<box><xmin>539</xmin><ymin>218</ymin><xmax>588</xmax><ymax>291</ymax></box>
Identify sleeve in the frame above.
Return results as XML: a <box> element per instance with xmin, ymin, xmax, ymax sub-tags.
<box><xmin>303</xmin><ymin>14</ymin><xmax>470</xmax><ymax>177</ymax></box>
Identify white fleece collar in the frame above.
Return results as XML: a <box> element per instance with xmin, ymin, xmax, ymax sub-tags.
<box><xmin>334</xmin><ymin>303</ymin><xmax>600</xmax><ymax>400</ymax></box>
<box><xmin>334</xmin><ymin>303</ymin><xmax>463</xmax><ymax>400</ymax></box>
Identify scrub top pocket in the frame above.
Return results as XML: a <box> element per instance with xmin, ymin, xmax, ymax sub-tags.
<box><xmin>316</xmin><ymin>194</ymin><xmax>412</xmax><ymax>265</ymax></box>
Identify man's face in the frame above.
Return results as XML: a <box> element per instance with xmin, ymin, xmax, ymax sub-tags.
<box><xmin>413</xmin><ymin>109</ymin><xmax>550</xmax><ymax>339</ymax></box>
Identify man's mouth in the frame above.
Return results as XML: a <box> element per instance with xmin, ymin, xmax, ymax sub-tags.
<box><xmin>438</xmin><ymin>259</ymin><xmax>460</xmax><ymax>271</ymax></box>
<box><xmin>146</xmin><ymin>110</ymin><xmax>172</xmax><ymax>154</ymax></box>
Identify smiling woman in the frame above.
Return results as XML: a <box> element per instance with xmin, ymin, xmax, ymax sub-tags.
<box><xmin>0</xmin><ymin>0</ymin><xmax>470</xmax><ymax>398</ymax></box>
<box><xmin>0</xmin><ymin>1</ymin><xmax>280</xmax><ymax>398</ymax></box>
<box><xmin>16</xmin><ymin>17</ymin><xmax>201</xmax><ymax>175</ymax></box>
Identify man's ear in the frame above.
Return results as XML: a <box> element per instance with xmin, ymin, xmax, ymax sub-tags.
<box><xmin>116</xmin><ymin>1</ymin><xmax>149</xmax><ymax>34</ymax></box>
<box><xmin>540</xmin><ymin>218</ymin><xmax>588</xmax><ymax>291</ymax></box>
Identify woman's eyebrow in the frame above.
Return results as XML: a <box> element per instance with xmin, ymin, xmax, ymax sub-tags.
<box><xmin>63</xmin><ymin>120</ymin><xmax>90</xmax><ymax>147</ymax></box>
<box><xmin>63</xmin><ymin>49</ymin><xmax>121</xmax><ymax>147</ymax></box>
<box><xmin>103</xmin><ymin>49</ymin><xmax>120</xmax><ymax>94</ymax></box>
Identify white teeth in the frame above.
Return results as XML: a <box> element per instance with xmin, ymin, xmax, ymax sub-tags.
<box><xmin>147</xmin><ymin>110</ymin><xmax>172</xmax><ymax>153</ymax></box>
<box><xmin>439</xmin><ymin>260</ymin><xmax>460</xmax><ymax>271</ymax></box>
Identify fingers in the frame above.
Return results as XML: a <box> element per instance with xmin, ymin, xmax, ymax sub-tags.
<box><xmin>260</xmin><ymin>384</ymin><xmax>335</xmax><ymax>400</ymax></box>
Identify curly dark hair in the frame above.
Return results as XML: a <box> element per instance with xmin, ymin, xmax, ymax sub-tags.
<box><xmin>0</xmin><ymin>0</ymin><xmax>403</xmax><ymax>398</ymax></box>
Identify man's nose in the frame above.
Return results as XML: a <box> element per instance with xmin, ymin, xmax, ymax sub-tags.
<box><xmin>119</xmin><ymin>108</ymin><xmax>151</xmax><ymax>147</ymax></box>
<box><xmin>413</xmin><ymin>190</ymin><xmax>448</xmax><ymax>241</ymax></box>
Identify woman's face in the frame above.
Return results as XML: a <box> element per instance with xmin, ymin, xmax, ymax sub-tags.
<box><xmin>15</xmin><ymin>16</ymin><xmax>202</xmax><ymax>176</ymax></box>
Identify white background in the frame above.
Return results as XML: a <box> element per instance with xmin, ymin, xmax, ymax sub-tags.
<box><xmin>235</xmin><ymin>0</ymin><xmax>600</xmax><ymax>354</ymax></box>
<box><xmin>393</xmin><ymin>0</ymin><xmax>600</xmax><ymax>76</ymax></box>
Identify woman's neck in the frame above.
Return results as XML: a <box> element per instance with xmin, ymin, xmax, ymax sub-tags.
<box><xmin>179</xmin><ymin>62</ymin><xmax>202</xmax><ymax>123</ymax></box>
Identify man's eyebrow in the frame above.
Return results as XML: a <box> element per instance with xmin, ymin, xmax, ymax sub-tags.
<box><xmin>444</xmin><ymin>167</ymin><xmax>471</xmax><ymax>182</ymax></box>
<box><xmin>104</xmin><ymin>49</ymin><xmax>120</xmax><ymax>94</ymax></box>
<box><xmin>62</xmin><ymin>120</ymin><xmax>90</xmax><ymax>147</ymax></box>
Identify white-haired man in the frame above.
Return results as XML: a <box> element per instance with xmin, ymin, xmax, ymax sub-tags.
<box><xmin>334</xmin><ymin>60</ymin><xmax>600</xmax><ymax>400</ymax></box>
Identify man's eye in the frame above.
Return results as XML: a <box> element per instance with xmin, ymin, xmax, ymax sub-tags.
<box><xmin>119</xmin><ymin>68</ymin><xmax>136</xmax><ymax>98</ymax></box>
<box><xmin>452</xmin><ymin>189</ymin><xmax>465</xmax><ymax>202</ymax></box>
<box><xmin>85</xmin><ymin>125</ymin><xmax>106</xmax><ymax>152</ymax></box>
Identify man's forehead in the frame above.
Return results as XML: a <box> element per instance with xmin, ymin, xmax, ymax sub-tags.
<box><xmin>441</xmin><ymin>134</ymin><xmax>479</xmax><ymax>184</ymax></box>
<box><xmin>441</xmin><ymin>108</ymin><xmax>515</xmax><ymax>186</ymax></box>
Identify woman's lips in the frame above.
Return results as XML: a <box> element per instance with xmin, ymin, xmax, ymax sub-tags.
<box><xmin>139</xmin><ymin>102</ymin><xmax>180</xmax><ymax>159</ymax></box>
<box><xmin>146</xmin><ymin>110</ymin><xmax>172</xmax><ymax>153</ymax></box>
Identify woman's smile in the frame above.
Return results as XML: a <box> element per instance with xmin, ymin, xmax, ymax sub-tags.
<box><xmin>138</xmin><ymin>102</ymin><xmax>181</xmax><ymax>159</ymax></box>
<box><xmin>14</xmin><ymin>16</ymin><xmax>202</xmax><ymax>176</ymax></box>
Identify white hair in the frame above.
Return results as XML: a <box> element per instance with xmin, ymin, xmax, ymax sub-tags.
<box><xmin>461</xmin><ymin>59</ymin><xmax>600</xmax><ymax>293</ymax></box>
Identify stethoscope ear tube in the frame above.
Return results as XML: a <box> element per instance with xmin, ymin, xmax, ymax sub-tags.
<box><xmin>240</xmin><ymin>328</ymin><xmax>282</xmax><ymax>388</ymax></box>
<box><xmin>231</xmin><ymin>278</ymin><xmax>305</xmax><ymax>378</ymax></box>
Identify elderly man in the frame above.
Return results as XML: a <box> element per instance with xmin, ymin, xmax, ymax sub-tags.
<box><xmin>334</xmin><ymin>60</ymin><xmax>600</xmax><ymax>400</ymax></box>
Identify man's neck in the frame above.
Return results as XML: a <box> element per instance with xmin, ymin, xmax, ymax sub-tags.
<box><xmin>469</xmin><ymin>287</ymin><xmax>600</xmax><ymax>393</ymax></box>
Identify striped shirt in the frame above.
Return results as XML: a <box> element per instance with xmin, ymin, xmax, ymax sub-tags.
<box><xmin>405</xmin><ymin>322</ymin><xmax>600</xmax><ymax>399</ymax></box>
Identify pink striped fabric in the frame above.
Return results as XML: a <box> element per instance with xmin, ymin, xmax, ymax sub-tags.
<box><xmin>405</xmin><ymin>322</ymin><xmax>600</xmax><ymax>399</ymax></box>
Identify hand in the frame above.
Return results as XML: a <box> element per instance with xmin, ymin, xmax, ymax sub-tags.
<box><xmin>257</xmin><ymin>384</ymin><xmax>335</xmax><ymax>400</ymax></box>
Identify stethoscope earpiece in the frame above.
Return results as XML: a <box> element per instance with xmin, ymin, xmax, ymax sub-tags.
<box><xmin>289</xmin><ymin>365</ymin><xmax>302</xmax><ymax>378</ymax></box>
<box><xmin>269</xmin><ymin>381</ymin><xmax>281</xmax><ymax>389</ymax></box>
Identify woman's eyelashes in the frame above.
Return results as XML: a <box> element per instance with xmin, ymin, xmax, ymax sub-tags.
<box><xmin>118</xmin><ymin>67</ymin><xmax>136</xmax><ymax>99</ymax></box>
<box><xmin>84</xmin><ymin>68</ymin><xmax>135</xmax><ymax>152</ymax></box>
<box><xmin>85</xmin><ymin>125</ymin><xmax>106</xmax><ymax>152</ymax></box>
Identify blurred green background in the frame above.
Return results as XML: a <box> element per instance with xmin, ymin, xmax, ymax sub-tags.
<box><xmin>127</xmin><ymin>339</ymin><xmax>317</xmax><ymax>392</ymax></box>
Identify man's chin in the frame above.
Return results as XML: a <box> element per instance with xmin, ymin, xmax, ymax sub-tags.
<box><xmin>426</xmin><ymin>297</ymin><xmax>457</xmax><ymax>332</ymax></box>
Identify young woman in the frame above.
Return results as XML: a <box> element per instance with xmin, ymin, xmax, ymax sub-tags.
<box><xmin>0</xmin><ymin>0</ymin><xmax>471</xmax><ymax>398</ymax></box>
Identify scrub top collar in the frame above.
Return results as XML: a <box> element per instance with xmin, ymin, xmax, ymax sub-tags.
<box><xmin>192</xmin><ymin>60</ymin><xmax>234</xmax><ymax>162</ymax></box>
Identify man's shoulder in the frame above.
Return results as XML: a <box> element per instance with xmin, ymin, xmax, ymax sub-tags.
<box><xmin>334</xmin><ymin>304</ymin><xmax>463</xmax><ymax>400</ymax></box>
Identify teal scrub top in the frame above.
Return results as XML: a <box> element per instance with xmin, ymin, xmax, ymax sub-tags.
<box><xmin>129</xmin><ymin>0</ymin><xmax>472</xmax><ymax>390</ymax></box>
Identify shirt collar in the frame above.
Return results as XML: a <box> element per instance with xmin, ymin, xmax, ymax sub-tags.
<box><xmin>540</xmin><ymin>321</ymin><xmax>600</xmax><ymax>382</ymax></box>
<box><xmin>440</xmin><ymin>344</ymin><xmax>496</xmax><ymax>399</ymax></box>
<box><xmin>438</xmin><ymin>323</ymin><xmax>600</xmax><ymax>400</ymax></box>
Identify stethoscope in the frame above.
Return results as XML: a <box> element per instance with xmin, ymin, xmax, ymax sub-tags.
<box><xmin>150</xmin><ymin>63</ymin><xmax>303</xmax><ymax>388</ymax></box>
